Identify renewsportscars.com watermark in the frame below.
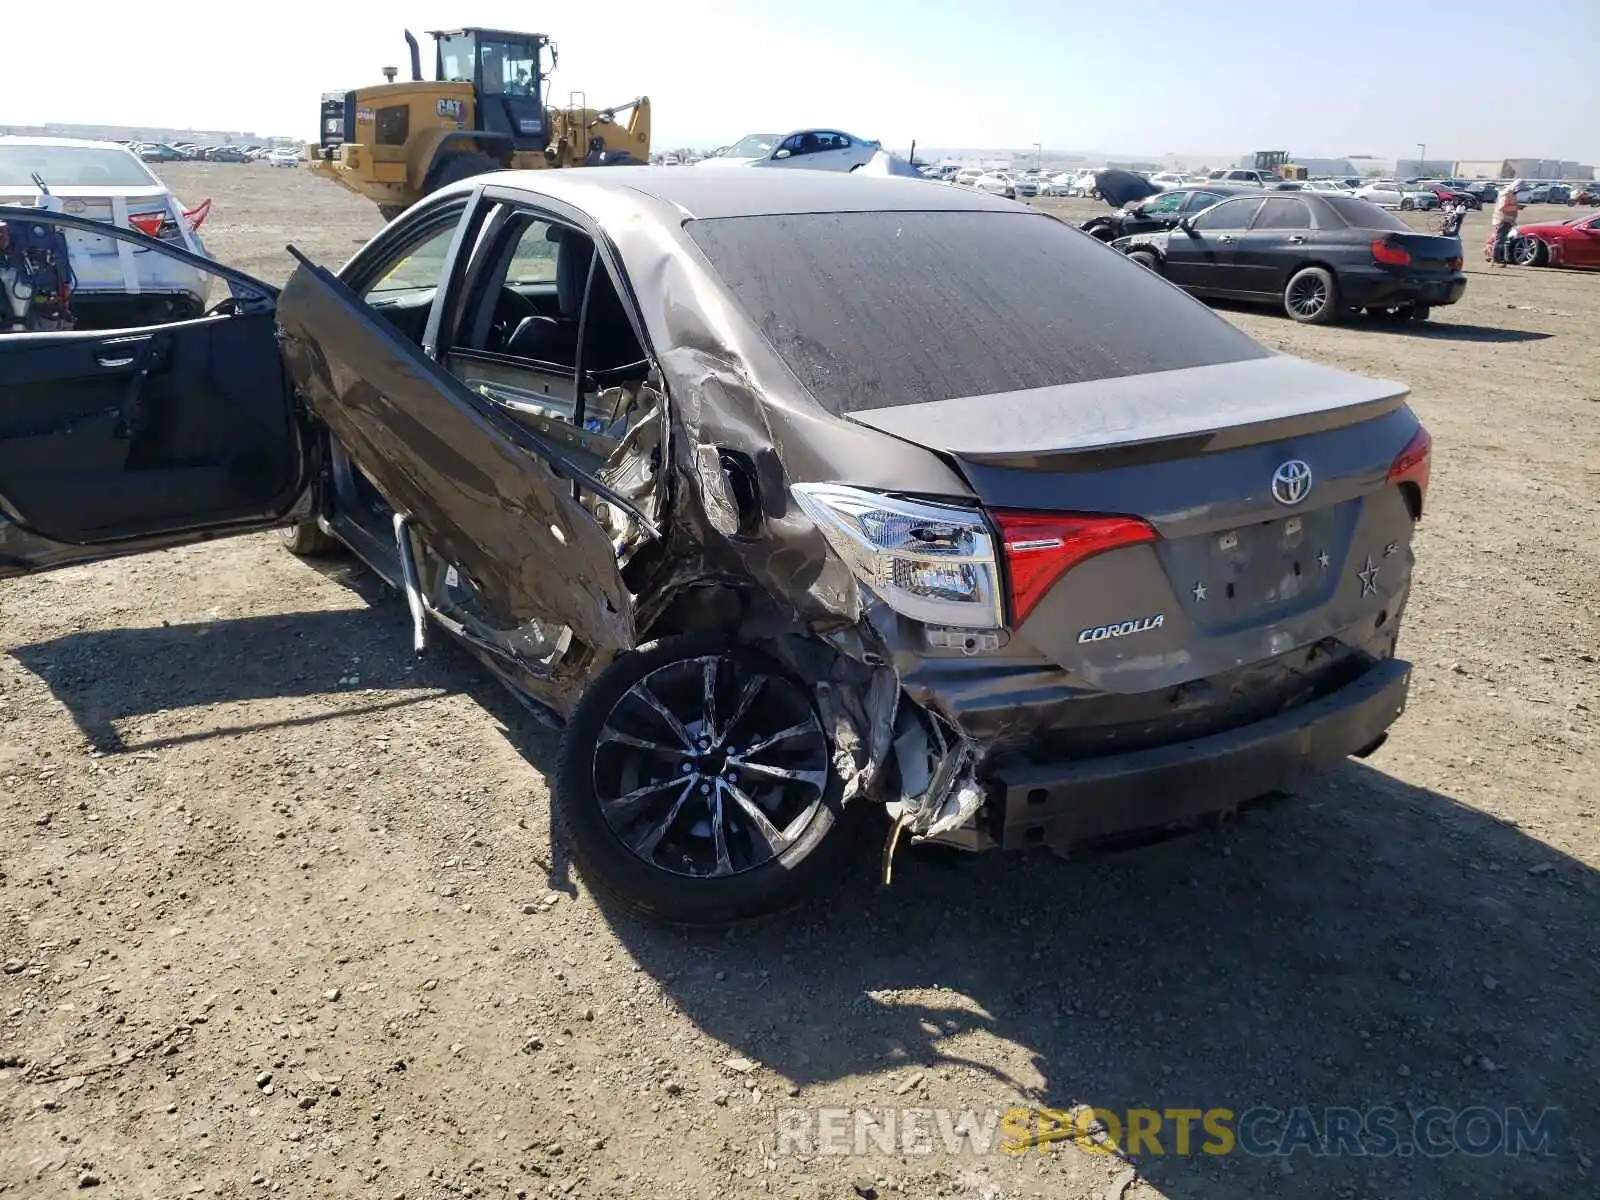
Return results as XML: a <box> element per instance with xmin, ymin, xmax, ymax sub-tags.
<box><xmin>775</xmin><ymin>1105</ymin><xmax>1562</xmax><ymax>1159</ymax></box>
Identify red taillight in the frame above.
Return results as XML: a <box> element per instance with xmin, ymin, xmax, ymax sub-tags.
<box><xmin>1387</xmin><ymin>426</ymin><xmax>1432</xmax><ymax>520</ymax></box>
<box><xmin>992</xmin><ymin>511</ymin><xmax>1158</xmax><ymax>626</ymax></box>
<box><xmin>1371</xmin><ymin>238</ymin><xmax>1411</xmax><ymax>266</ymax></box>
<box><xmin>128</xmin><ymin>212</ymin><xmax>164</xmax><ymax>237</ymax></box>
<box><xmin>1447</xmin><ymin>256</ymin><xmax>1463</xmax><ymax>270</ymax></box>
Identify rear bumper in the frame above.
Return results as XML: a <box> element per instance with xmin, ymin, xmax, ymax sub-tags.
<box><xmin>986</xmin><ymin>657</ymin><xmax>1410</xmax><ymax>851</ymax></box>
<box><xmin>1342</xmin><ymin>267</ymin><xmax>1467</xmax><ymax>308</ymax></box>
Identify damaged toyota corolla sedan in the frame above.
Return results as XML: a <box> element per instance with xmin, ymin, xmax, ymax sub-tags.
<box><xmin>0</xmin><ymin>170</ymin><xmax>1429</xmax><ymax>923</ymax></box>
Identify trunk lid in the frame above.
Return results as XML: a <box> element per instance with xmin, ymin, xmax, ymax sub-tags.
<box><xmin>846</xmin><ymin>356</ymin><xmax>1422</xmax><ymax>695</ymax></box>
<box><xmin>1379</xmin><ymin>231</ymin><xmax>1464</xmax><ymax>271</ymax></box>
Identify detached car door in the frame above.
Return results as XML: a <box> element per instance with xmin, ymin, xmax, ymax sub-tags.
<box><xmin>0</xmin><ymin>207</ymin><xmax>308</xmax><ymax>576</ymax></box>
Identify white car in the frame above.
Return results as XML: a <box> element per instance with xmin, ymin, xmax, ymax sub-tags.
<box><xmin>1147</xmin><ymin>171</ymin><xmax>1191</xmax><ymax>191</ymax></box>
<box><xmin>694</xmin><ymin>130</ymin><xmax>880</xmax><ymax>172</ymax></box>
<box><xmin>1205</xmin><ymin>169</ymin><xmax>1268</xmax><ymax>186</ymax></box>
<box><xmin>1354</xmin><ymin>180</ymin><xmax>1437</xmax><ymax>211</ymax></box>
<box><xmin>1067</xmin><ymin>169</ymin><xmax>1102</xmax><ymax>197</ymax></box>
<box><xmin>973</xmin><ymin>171</ymin><xmax>1018</xmax><ymax>198</ymax></box>
<box><xmin>267</xmin><ymin>147</ymin><xmax>302</xmax><ymax>168</ymax></box>
<box><xmin>0</xmin><ymin>136</ymin><xmax>214</xmax><ymax>329</ymax></box>
<box><xmin>952</xmin><ymin>167</ymin><xmax>985</xmax><ymax>187</ymax></box>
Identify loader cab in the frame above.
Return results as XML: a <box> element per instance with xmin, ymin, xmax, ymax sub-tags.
<box><xmin>431</xmin><ymin>28</ymin><xmax>551</xmax><ymax>151</ymax></box>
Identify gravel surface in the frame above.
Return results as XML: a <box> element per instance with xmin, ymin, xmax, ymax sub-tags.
<box><xmin>2</xmin><ymin>165</ymin><xmax>1596</xmax><ymax>1199</ymax></box>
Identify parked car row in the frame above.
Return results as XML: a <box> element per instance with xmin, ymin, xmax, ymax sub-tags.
<box><xmin>124</xmin><ymin>140</ymin><xmax>300</xmax><ymax>167</ymax></box>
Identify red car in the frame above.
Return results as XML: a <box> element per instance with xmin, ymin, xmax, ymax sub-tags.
<box><xmin>1511</xmin><ymin>212</ymin><xmax>1600</xmax><ymax>269</ymax></box>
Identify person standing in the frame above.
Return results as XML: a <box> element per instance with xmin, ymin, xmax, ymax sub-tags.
<box><xmin>1489</xmin><ymin>180</ymin><xmax>1523</xmax><ymax>266</ymax></box>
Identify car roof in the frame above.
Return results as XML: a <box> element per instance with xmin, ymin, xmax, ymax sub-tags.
<box><xmin>0</xmin><ymin>135</ymin><xmax>138</xmax><ymax>152</ymax></box>
<box><xmin>469</xmin><ymin>165</ymin><xmax>1022</xmax><ymax>220</ymax></box>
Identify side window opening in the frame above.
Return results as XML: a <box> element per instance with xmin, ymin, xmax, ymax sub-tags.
<box><xmin>1192</xmin><ymin>197</ymin><xmax>1263</xmax><ymax>231</ymax></box>
<box><xmin>442</xmin><ymin>208</ymin><xmax>660</xmax><ymax>537</ymax></box>
<box><xmin>1252</xmin><ymin>197</ymin><xmax>1313</xmax><ymax>230</ymax></box>
<box><xmin>357</xmin><ymin>217</ymin><xmax>464</xmax><ymax>345</ymax></box>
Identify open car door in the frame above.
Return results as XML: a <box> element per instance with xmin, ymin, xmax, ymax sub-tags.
<box><xmin>0</xmin><ymin>207</ymin><xmax>309</xmax><ymax>576</ymax></box>
<box><xmin>272</xmin><ymin>245</ymin><xmax>636</xmax><ymax>660</ymax></box>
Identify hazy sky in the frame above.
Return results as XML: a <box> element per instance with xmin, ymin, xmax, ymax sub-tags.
<box><xmin>15</xmin><ymin>0</ymin><xmax>1599</xmax><ymax>162</ymax></box>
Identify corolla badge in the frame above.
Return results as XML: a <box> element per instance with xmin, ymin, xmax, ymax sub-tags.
<box><xmin>1271</xmin><ymin>459</ymin><xmax>1313</xmax><ymax>506</ymax></box>
<box><xmin>1077</xmin><ymin>614</ymin><xmax>1165</xmax><ymax>645</ymax></box>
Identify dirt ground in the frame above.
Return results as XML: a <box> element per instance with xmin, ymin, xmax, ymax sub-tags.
<box><xmin>2</xmin><ymin>163</ymin><xmax>1597</xmax><ymax>1200</ymax></box>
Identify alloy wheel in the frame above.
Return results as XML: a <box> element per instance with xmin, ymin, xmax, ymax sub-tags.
<box><xmin>591</xmin><ymin>656</ymin><xmax>829</xmax><ymax>878</ymax></box>
<box><xmin>1286</xmin><ymin>274</ymin><xmax>1329</xmax><ymax>318</ymax></box>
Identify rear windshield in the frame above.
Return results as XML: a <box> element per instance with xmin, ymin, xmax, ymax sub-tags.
<box><xmin>687</xmin><ymin>210</ymin><xmax>1266</xmax><ymax>413</ymax></box>
<box><xmin>0</xmin><ymin>145</ymin><xmax>156</xmax><ymax>188</ymax></box>
<box><xmin>1318</xmin><ymin>195</ymin><xmax>1410</xmax><ymax>232</ymax></box>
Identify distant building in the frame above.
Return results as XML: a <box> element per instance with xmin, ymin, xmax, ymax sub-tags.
<box><xmin>1505</xmin><ymin>157</ymin><xmax>1593</xmax><ymax>180</ymax></box>
<box><xmin>1394</xmin><ymin>159</ymin><xmax>1456</xmax><ymax>180</ymax></box>
<box><xmin>1452</xmin><ymin>157</ymin><xmax>1594</xmax><ymax>180</ymax></box>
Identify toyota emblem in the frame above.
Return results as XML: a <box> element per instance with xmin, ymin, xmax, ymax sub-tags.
<box><xmin>1271</xmin><ymin>460</ymin><xmax>1313</xmax><ymax>505</ymax></box>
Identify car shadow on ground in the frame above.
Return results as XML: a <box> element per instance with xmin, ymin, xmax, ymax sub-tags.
<box><xmin>605</xmin><ymin>762</ymin><xmax>1595</xmax><ymax>1199</ymax></box>
<box><xmin>1359</xmin><ymin>321</ymin><xmax>1552</xmax><ymax>343</ymax></box>
<box><xmin>7</xmin><ymin>580</ymin><xmax>579</xmax><ymax>885</ymax></box>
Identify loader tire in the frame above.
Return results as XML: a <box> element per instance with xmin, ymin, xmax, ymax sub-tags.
<box><xmin>377</xmin><ymin>203</ymin><xmax>409</xmax><ymax>223</ymax></box>
<box><xmin>424</xmin><ymin>151</ymin><xmax>500</xmax><ymax>195</ymax></box>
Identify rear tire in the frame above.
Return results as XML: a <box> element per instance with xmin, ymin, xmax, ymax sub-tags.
<box><xmin>1408</xmin><ymin>304</ymin><xmax>1431</xmax><ymax>322</ymax></box>
<box><xmin>552</xmin><ymin>635</ymin><xmax>849</xmax><ymax>925</ymax></box>
<box><xmin>1284</xmin><ymin>266</ymin><xmax>1340</xmax><ymax>324</ymax></box>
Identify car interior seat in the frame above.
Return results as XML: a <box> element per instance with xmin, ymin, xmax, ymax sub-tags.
<box><xmin>502</xmin><ymin>225</ymin><xmax>644</xmax><ymax>375</ymax></box>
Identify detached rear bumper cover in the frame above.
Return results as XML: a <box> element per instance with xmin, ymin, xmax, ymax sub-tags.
<box><xmin>990</xmin><ymin>657</ymin><xmax>1410</xmax><ymax>850</ymax></box>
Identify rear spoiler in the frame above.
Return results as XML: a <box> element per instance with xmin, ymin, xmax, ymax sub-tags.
<box><xmin>846</xmin><ymin>356</ymin><xmax>1410</xmax><ymax>467</ymax></box>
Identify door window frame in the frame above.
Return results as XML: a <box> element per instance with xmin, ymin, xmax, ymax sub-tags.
<box><xmin>1249</xmin><ymin>196</ymin><xmax>1314</xmax><ymax>231</ymax></box>
<box><xmin>439</xmin><ymin>186</ymin><xmax>662</xmax><ymax>527</ymax></box>
<box><xmin>1190</xmin><ymin>196</ymin><xmax>1264</xmax><ymax>232</ymax></box>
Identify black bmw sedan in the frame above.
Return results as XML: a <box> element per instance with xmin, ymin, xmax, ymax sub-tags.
<box><xmin>1111</xmin><ymin>192</ymin><xmax>1467</xmax><ymax>324</ymax></box>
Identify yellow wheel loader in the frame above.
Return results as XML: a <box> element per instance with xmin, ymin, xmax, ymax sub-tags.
<box><xmin>306</xmin><ymin>28</ymin><xmax>651</xmax><ymax>221</ymax></box>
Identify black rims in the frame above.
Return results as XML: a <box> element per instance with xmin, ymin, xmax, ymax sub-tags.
<box><xmin>553</xmin><ymin>637</ymin><xmax>848</xmax><ymax>924</ymax></box>
<box><xmin>593</xmin><ymin>654</ymin><xmax>828</xmax><ymax>878</ymax></box>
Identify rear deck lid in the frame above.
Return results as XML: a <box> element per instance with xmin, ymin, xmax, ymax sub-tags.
<box><xmin>844</xmin><ymin>355</ymin><xmax>1408</xmax><ymax>464</ymax></box>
